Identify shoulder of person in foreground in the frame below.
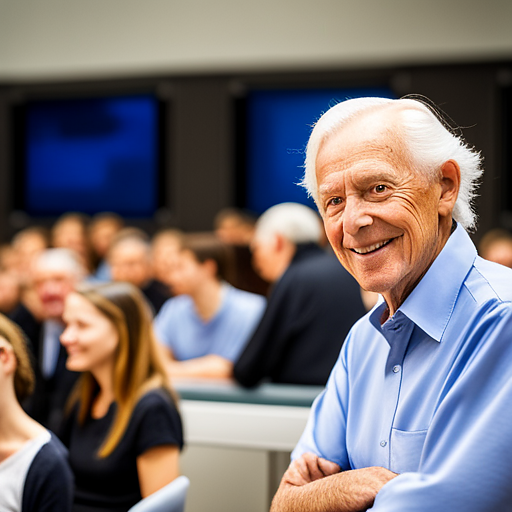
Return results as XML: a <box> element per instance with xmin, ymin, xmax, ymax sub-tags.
<box><xmin>22</xmin><ymin>433</ymin><xmax>74</xmax><ymax>512</ymax></box>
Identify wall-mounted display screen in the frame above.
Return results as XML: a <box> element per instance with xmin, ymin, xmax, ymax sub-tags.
<box><xmin>16</xmin><ymin>94</ymin><xmax>162</xmax><ymax>217</ymax></box>
<box><xmin>244</xmin><ymin>87</ymin><xmax>396</xmax><ymax>214</ymax></box>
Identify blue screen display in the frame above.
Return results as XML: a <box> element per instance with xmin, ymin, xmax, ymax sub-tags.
<box><xmin>23</xmin><ymin>95</ymin><xmax>160</xmax><ymax>217</ymax></box>
<box><xmin>245</xmin><ymin>88</ymin><xmax>395</xmax><ymax>214</ymax></box>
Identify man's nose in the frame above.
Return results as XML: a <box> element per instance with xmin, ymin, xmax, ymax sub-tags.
<box><xmin>343</xmin><ymin>197</ymin><xmax>373</xmax><ymax>236</ymax></box>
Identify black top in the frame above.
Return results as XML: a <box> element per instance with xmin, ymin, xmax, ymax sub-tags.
<box><xmin>61</xmin><ymin>388</ymin><xmax>183</xmax><ymax>512</ymax></box>
<box><xmin>234</xmin><ymin>244</ymin><xmax>367</xmax><ymax>387</ymax></box>
<box><xmin>9</xmin><ymin>304</ymin><xmax>79</xmax><ymax>431</ymax></box>
<box><xmin>23</xmin><ymin>434</ymin><xmax>74</xmax><ymax>512</ymax></box>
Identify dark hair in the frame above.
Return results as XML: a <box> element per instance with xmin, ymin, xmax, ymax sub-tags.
<box><xmin>181</xmin><ymin>233</ymin><xmax>233</xmax><ymax>282</ymax></box>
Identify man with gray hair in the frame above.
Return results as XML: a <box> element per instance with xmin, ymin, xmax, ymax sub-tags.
<box><xmin>10</xmin><ymin>248</ymin><xmax>86</xmax><ymax>430</ymax></box>
<box><xmin>234</xmin><ymin>202</ymin><xmax>365</xmax><ymax>387</ymax></box>
<box><xmin>271</xmin><ymin>98</ymin><xmax>512</xmax><ymax>512</ymax></box>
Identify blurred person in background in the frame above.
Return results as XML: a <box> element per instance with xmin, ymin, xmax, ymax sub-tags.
<box><xmin>154</xmin><ymin>233</ymin><xmax>266</xmax><ymax>379</ymax></box>
<box><xmin>52</xmin><ymin>213</ymin><xmax>92</xmax><ymax>273</ymax></box>
<box><xmin>59</xmin><ymin>282</ymin><xmax>183</xmax><ymax>512</ymax></box>
<box><xmin>478</xmin><ymin>228</ymin><xmax>512</xmax><ymax>268</ymax></box>
<box><xmin>0</xmin><ymin>313</ymin><xmax>73</xmax><ymax>511</ymax></box>
<box><xmin>88</xmin><ymin>212</ymin><xmax>125</xmax><ymax>282</ymax></box>
<box><xmin>10</xmin><ymin>226</ymin><xmax>51</xmax><ymax>320</ymax></box>
<box><xmin>214</xmin><ymin>208</ymin><xmax>270</xmax><ymax>296</ymax></box>
<box><xmin>109</xmin><ymin>230</ymin><xmax>170</xmax><ymax>315</ymax></box>
<box><xmin>9</xmin><ymin>248</ymin><xmax>86</xmax><ymax>430</ymax></box>
<box><xmin>0</xmin><ymin>271</ymin><xmax>22</xmax><ymax>315</ymax></box>
<box><xmin>234</xmin><ymin>202</ymin><xmax>366</xmax><ymax>387</ymax></box>
<box><xmin>151</xmin><ymin>229</ymin><xmax>183</xmax><ymax>294</ymax></box>
<box><xmin>214</xmin><ymin>207</ymin><xmax>257</xmax><ymax>245</ymax></box>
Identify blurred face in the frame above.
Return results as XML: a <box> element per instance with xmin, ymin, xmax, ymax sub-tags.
<box><xmin>110</xmin><ymin>242</ymin><xmax>151</xmax><ymax>288</ymax></box>
<box><xmin>152</xmin><ymin>238</ymin><xmax>181</xmax><ymax>285</ymax></box>
<box><xmin>251</xmin><ymin>235</ymin><xmax>281</xmax><ymax>282</ymax></box>
<box><xmin>90</xmin><ymin>220</ymin><xmax>121</xmax><ymax>258</ymax></box>
<box><xmin>316</xmin><ymin>113</ymin><xmax>449</xmax><ymax>310</ymax></box>
<box><xmin>33</xmin><ymin>267</ymin><xmax>77</xmax><ymax>320</ymax></box>
<box><xmin>168</xmin><ymin>250</ymin><xmax>209</xmax><ymax>296</ymax></box>
<box><xmin>52</xmin><ymin>220</ymin><xmax>88</xmax><ymax>258</ymax></box>
<box><xmin>60</xmin><ymin>292</ymin><xmax>119</xmax><ymax>374</ymax></box>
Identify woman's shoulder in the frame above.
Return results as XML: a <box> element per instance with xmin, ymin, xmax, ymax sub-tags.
<box><xmin>22</xmin><ymin>432</ymin><xmax>74</xmax><ymax>512</ymax></box>
<box><xmin>130</xmin><ymin>387</ymin><xmax>184</xmax><ymax>454</ymax></box>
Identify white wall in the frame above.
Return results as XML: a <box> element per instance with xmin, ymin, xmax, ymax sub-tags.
<box><xmin>0</xmin><ymin>0</ymin><xmax>511</xmax><ymax>81</ymax></box>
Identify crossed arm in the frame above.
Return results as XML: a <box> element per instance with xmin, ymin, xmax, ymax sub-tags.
<box><xmin>271</xmin><ymin>453</ymin><xmax>397</xmax><ymax>512</ymax></box>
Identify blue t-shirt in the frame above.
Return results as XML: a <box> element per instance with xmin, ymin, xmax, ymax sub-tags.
<box><xmin>293</xmin><ymin>225</ymin><xmax>512</xmax><ymax>511</ymax></box>
<box><xmin>154</xmin><ymin>284</ymin><xmax>266</xmax><ymax>362</ymax></box>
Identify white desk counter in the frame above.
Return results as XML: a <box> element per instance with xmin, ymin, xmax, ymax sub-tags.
<box><xmin>174</xmin><ymin>380</ymin><xmax>323</xmax><ymax>512</ymax></box>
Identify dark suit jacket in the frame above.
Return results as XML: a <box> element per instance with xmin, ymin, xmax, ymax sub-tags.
<box><xmin>9</xmin><ymin>304</ymin><xmax>79</xmax><ymax>431</ymax></box>
<box><xmin>234</xmin><ymin>243</ymin><xmax>367</xmax><ymax>387</ymax></box>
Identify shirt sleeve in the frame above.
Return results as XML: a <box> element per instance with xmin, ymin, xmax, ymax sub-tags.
<box><xmin>153</xmin><ymin>299</ymin><xmax>175</xmax><ymax>349</ymax></box>
<box><xmin>133</xmin><ymin>390</ymin><xmax>184</xmax><ymax>456</ymax></box>
<box><xmin>22</xmin><ymin>435</ymin><xmax>74</xmax><ymax>512</ymax></box>
<box><xmin>291</xmin><ymin>332</ymin><xmax>352</xmax><ymax>470</ymax></box>
<box><xmin>372</xmin><ymin>306</ymin><xmax>512</xmax><ymax>511</ymax></box>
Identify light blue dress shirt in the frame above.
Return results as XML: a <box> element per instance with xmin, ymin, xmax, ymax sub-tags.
<box><xmin>154</xmin><ymin>283</ymin><xmax>266</xmax><ymax>362</ymax></box>
<box><xmin>293</xmin><ymin>225</ymin><xmax>512</xmax><ymax>510</ymax></box>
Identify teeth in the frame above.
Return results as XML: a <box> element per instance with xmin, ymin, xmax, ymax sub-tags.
<box><xmin>352</xmin><ymin>239</ymin><xmax>392</xmax><ymax>254</ymax></box>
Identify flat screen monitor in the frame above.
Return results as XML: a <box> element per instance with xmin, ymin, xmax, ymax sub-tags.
<box><xmin>244</xmin><ymin>87</ymin><xmax>396</xmax><ymax>214</ymax></box>
<box><xmin>15</xmin><ymin>94</ymin><xmax>162</xmax><ymax>217</ymax></box>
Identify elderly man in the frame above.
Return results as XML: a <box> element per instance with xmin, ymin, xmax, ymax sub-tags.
<box><xmin>10</xmin><ymin>248</ymin><xmax>85</xmax><ymax>430</ymax></box>
<box><xmin>271</xmin><ymin>97</ymin><xmax>512</xmax><ymax>512</ymax></box>
<box><xmin>234</xmin><ymin>202</ymin><xmax>365</xmax><ymax>387</ymax></box>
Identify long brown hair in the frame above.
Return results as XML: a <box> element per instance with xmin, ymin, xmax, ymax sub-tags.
<box><xmin>0</xmin><ymin>313</ymin><xmax>35</xmax><ymax>402</ymax></box>
<box><xmin>67</xmin><ymin>282</ymin><xmax>175</xmax><ymax>458</ymax></box>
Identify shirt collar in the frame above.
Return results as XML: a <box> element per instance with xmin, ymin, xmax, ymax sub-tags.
<box><xmin>370</xmin><ymin>224</ymin><xmax>477</xmax><ymax>343</ymax></box>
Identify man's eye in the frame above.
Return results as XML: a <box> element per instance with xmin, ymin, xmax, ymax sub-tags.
<box><xmin>329</xmin><ymin>197</ymin><xmax>343</xmax><ymax>206</ymax></box>
<box><xmin>375</xmin><ymin>184</ymin><xmax>387</xmax><ymax>193</ymax></box>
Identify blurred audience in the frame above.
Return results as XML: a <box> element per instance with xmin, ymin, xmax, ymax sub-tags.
<box><xmin>59</xmin><ymin>282</ymin><xmax>183</xmax><ymax>512</ymax></box>
<box><xmin>0</xmin><ymin>313</ymin><xmax>73</xmax><ymax>511</ymax></box>
<box><xmin>214</xmin><ymin>208</ymin><xmax>257</xmax><ymax>245</ymax></box>
<box><xmin>214</xmin><ymin>208</ymin><xmax>270</xmax><ymax>296</ymax></box>
<box><xmin>9</xmin><ymin>248</ymin><xmax>85</xmax><ymax>430</ymax></box>
<box><xmin>151</xmin><ymin>229</ymin><xmax>184</xmax><ymax>293</ymax></box>
<box><xmin>479</xmin><ymin>228</ymin><xmax>512</xmax><ymax>268</ymax></box>
<box><xmin>234</xmin><ymin>202</ymin><xmax>366</xmax><ymax>387</ymax></box>
<box><xmin>108</xmin><ymin>229</ymin><xmax>170</xmax><ymax>315</ymax></box>
<box><xmin>154</xmin><ymin>233</ymin><xmax>266</xmax><ymax>379</ymax></box>
<box><xmin>88</xmin><ymin>212</ymin><xmax>124</xmax><ymax>281</ymax></box>
<box><xmin>0</xmin><ymin>271</ymin><xmax>22</xmax><ymax>315</ymax></box>
<box><xmin>51</xmin><ymin>213</ymin><xmax>92</xmax><ymax>273</ymax></box>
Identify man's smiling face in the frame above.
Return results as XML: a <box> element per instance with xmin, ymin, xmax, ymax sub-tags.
<box><xmin>316</xmin><ymin>110</ymin><xmax>446</xmax><ymax>310</ymax></box>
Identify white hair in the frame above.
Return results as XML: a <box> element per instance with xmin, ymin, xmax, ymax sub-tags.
<box><xmin>302</xmin><ymin>97</ymin><xmax>483</xmax><ymax>230</ymax></box>
<box><xmin>255</xmin><ymin>202</ymin><xmax>322</xmax><ymax>244</ymax></box>
<box><xmin>35</xmin><ymin>248</ymin><xmax>86</xmax><ymax>279</ymax></box>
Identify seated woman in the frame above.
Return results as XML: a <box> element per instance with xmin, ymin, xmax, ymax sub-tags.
<box><xmin>59</xmin><ymin>282</ymin><xmax>183</xmax><ymax>512</ymax></box>
<box><xmin>154</xmin><ymin>233</ymin><xmax>266</xmax><ymax>379</ymax></box>
<box><xmin>0</xmin><ymin>313</ymin><xmax>73</xmax><ymax>512</ymax></box>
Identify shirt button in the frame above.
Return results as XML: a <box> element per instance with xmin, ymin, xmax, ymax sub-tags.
<box><xmin>393</xmin><ymin>365</ymin><xmax>401</xmax><ymax>373</ymax></box>
<box><xmin>380</xmin><ymin>440</ymin><xmax>387</xmax><ymax>447</ymax></box>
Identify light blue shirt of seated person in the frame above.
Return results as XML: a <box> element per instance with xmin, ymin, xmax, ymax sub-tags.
<box><xmin>154</xmin><ymin>284</ymin><xmax>266</xmax><ymax>362</ymax></box>
<box><xmin>292</xmin><ymin>224</ymin><xmax>512</xmax><ymax>511</ymax></box>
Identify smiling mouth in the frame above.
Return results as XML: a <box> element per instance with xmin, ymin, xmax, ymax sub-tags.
<box><xmin>350</xmin><ymin>237</ymin><xmax>396</xmax><ymax>255</ymax></box>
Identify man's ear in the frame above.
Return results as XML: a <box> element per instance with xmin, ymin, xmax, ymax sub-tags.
<box><xmin>203</xmin><ymin>258</ymin><xmax>218</xmax><ymax>278</ymax></box>
<box><xmin>274</xmin><ymin>233</ymin><xmax>286</xmax><ymax>252</ymax></box>
<box><xmin>438</xmin><ymin>160</ymin><xmax>461</xmax><ymax>218</ymax></box>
